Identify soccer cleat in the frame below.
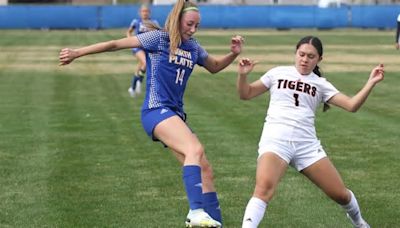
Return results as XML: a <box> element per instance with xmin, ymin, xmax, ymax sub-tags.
<box><xmin>185</xmin><ymin>209</ymin><xmax>221</xmax><ymax>228</ymax></box>
<box><xmin>347</xmin><ymin>214</ymin><xmax>370</xmax><ymax>228</ymax></box>
<box><xmin>128</xmin><ymin>87</ymin><xmax>135</xmax><ymax>97</ymax></box>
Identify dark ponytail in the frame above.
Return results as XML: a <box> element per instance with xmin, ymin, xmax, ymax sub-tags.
<box><xmin>312</xmin><ymin>65</ymin><xmax>330</xmax><ymax>112</ymax></box>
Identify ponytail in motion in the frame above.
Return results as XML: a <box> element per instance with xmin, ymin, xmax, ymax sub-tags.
<box><xmin>164</xmin><ymin>0</ymin><xmax>198</xmax><ymax>55</ymax></box>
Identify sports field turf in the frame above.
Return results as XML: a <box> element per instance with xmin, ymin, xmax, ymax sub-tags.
<box><xmin>0</xmin><ymin>29</ymin><xmax>399</xmax><ymax>227</ymax></box>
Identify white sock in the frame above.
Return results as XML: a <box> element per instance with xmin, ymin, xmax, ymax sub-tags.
<box><xmin>342</xmin><ymin>189</ymin><xmax>363</xmax><ymax>225</ymax></box>
<box><xmin>242</xmin><ymin>197</ymin><xmax>267</xmax><ymax>228</ymax></box>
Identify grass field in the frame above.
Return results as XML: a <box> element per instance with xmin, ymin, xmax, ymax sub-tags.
<box><xmin>0</xmin><ymin>28</ymin><xmax>399</xmax><ymax>227</ymax></box>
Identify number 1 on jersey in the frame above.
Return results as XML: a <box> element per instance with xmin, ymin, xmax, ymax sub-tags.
<box><xmin>175</xmin><ymin>68</ymin><xmax>185</xmax><ymax>85</ymax></box>
<box><xmin>293</xmin><ymin>93</ymin><xmax>300</xmax><ymax>106</ymax></box>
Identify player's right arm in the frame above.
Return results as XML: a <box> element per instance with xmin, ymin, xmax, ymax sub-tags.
<box><xmin>59</xmin><ymin>36</ymin><xmax>141</xmax><ymax>65</ymax></box>
<box><xmin>237</xmin><ymin>58</ymin><xmax>267</xmax><ymax>100</ymax></box>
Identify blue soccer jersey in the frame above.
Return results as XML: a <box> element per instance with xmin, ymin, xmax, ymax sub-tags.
<box><xmin>136</xmin><ymin>30</ymin><xmax>209</xmax><ymax>114</ymax></box>
<box><xmin>129</xmin><ymin>18</ymin><xmax>159</xmax><ymax>35</ymax></box>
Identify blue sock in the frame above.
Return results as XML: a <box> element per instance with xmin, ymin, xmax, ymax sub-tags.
<box><xmin>203</xmin><ymin>192</ymin><xmax>222</xmax><ymax>225</ymax></box>
<box><xmin>183</xmin><ymin>165</ymin><xmax>203</xmax><ymax>210</ymax></box>
<box><xmin>131</xmin><ymin>75</ymin><xmax>139</xmax><ymax>89</ymax></box>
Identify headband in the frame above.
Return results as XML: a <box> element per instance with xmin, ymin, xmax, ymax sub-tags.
<box><xmin>183</xmin><ymin>6</ymin><xmax>199</xmax><ymax>12</ymax></box>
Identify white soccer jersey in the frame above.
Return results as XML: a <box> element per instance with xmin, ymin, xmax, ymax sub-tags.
<box><xmin>259</xmin><ymin>66</ymin><xmax>339</xmax><ymax>141</ymax></box>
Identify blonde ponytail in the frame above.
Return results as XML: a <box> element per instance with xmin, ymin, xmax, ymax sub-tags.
<box><xmin>164</xmin><ymin>0</ymin><xmax>198</xmax><ymax>55</ymax></box>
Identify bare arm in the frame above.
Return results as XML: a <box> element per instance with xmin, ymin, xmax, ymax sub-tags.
<box><xmin>59</xmin><ymin>36</ymin><xmax>141</xmax><ymax>65</ymax></box>
<box><xmin>126</xmin><ymin>27</ymin><xmax>134</xmax><ymax>38</ymax></box>
<box><xmin>328</xmin><ymin>64</ymin><xmax>385</xmax><ymax>112</ymax></box>
<box><xmin>203</xmin><ymin>35</ymin><xmax>244</xmax><ymax>74</ymax></box>
<box><xmin>237</xmin><ymin>58</ymin><xmax>268</xmax><ymax>100</ymax></box>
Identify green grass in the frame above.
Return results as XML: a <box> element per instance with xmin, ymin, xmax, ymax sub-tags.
<box><xmin>0</xmin><ymin>29</ymin><xmax>399</xmax><ymax>227</ymax></box>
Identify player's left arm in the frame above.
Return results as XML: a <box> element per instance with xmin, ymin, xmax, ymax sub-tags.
<box><xmin>328</xmin><ymin>64</ymin><xmax>384</xmax><ymax>112</ymax></box>
<box><xmin>203</xmin><ymin>35</ymin><xmax>244</xmax><ymax>74</ymax></box>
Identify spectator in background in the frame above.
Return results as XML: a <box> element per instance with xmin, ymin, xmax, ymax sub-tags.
<box><xmin>127</xmin><ymin>4</ymin><xmax>160</xmax><ymax>97</ymax></box>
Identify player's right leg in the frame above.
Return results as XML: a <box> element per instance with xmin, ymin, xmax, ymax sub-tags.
<box><xmin>151</xmin><ymin>113</ymin><xmax>221</xmax><ymax>227</ymax></box>
<box><xmin>242</xmin><ymin>152</ymin><xmax>288</xmax><ymax>228</ymax></box>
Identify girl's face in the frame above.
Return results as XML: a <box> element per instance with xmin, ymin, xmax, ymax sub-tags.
<box><xmin>140</xmin><ymin>8</ymin><xmax>150</xmax><ymax>20</ymax></box>
<box><xmin>295</xmin><ymin>43</ymin><xmax>322</xmax><ymax>75</ymax></box>
<box><xmin>180</xmin><ymin>11</ymin><xmax>200</xmax><ymax>41</ymax></box>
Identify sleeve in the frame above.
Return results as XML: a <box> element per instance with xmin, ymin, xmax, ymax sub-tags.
<box><xmin>129</xmin><ymin>19</ymin><xmax>138</xmax><ymax>29</ymax></box>
<box><xmin>196</xmin><ymin>45</ymin><xmax>209</xmax><ymax>67</ymax></box>
<box><xmin>153</xmin><ymin>19</ymin><xmax>160</xmax><ymax>27</ymax></box>
<box><xmin>321</xmin><ymin>78</ymin><xmax>339</xmax><ymax>102</ymax></box>
<box><xmin>136</xmin><ymin>30</ymin><xmax>161</xmax><ymax>52</ymax></box>
<box><xmin>260</xmin><ymin>68</ymin><xmax>277</xmax><ymax>89</ymax></box>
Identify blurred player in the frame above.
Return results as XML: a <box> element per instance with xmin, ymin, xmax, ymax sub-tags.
<box><xmin>237</xmin><ymin>36</ymin><xmax>384</xmax><ymax>228</ymax></box>
<box><xmin>127</xmin><ymin>4</ymin><xmax>160</xmax><ymax>97</ymax></box>
<box><xmin>59</xmin><ymin>0</ymin><xmax>244</xmax><ymax>227</ymax></box>
<box><xmin>395</xmin><ymin>14</ymin><xmax>400</xmax><ymax>50</ymax></box>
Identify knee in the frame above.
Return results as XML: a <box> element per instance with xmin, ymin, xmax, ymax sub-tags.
<box><xmin>254</xmin><ymin>180</ymin><xmax>276</xmax><ymax>202</ymax></box>
<box><xmin>186</xmin><ymin>143</ymin><xmax>205</xmax><ymax>161</ymax></box>
<box><xmin>330</xmin><ymin>189</ymin><xmax>351</xmax><ymax>205</ymax></box>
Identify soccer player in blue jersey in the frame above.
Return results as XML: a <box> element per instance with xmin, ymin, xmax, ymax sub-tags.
<box><xmin>126</xmin><ymin>4</ymin><xmax>160</xmax><ymax>97</ymax></box>
<box><xmin>59</xmin><ymin>0</ymin><xmax>244</xmax><ymax>227</ymax></box>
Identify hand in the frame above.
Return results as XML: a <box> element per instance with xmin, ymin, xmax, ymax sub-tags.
<box><xmin>230</xmin><ymin>35</ymin><xmax>244</xmax><ymax>55</ymax></box>
<box><xmin>59</xmin><ymin>48</ymin><xmax>78</xmax><ymax>66</ymax></box>
<box><xmin>368</xmin><ymin>63</ymin><xmax>384</xmax><ymax>84</ymax></box>
<box><xmin>238</xmin><ymin>58</ymin><xmax>258</xmax><ymax>75</ymax></box>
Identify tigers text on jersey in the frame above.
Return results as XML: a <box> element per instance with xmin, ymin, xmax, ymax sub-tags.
<box><xmin>136</xmin><ymin>30</ymin><xmax>208</xmax><ymax>114</ymax></box>
<box><xmin>260</xmin><ymin>66</ymin><xmax>339</xmax><ymax>141</ymax></box>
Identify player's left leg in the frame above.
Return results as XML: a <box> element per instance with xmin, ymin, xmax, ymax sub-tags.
<box><xmin>134</xmin><ymin>50</ymin><xmax>147</xmax><ymax>95</ymax></box>
<box><xmin>171</xmin><ymin>141</ymin><xmax>222</xmax><ymax>226</ymax></box>
<box><xmin>301</xmin><ymin>158</ymin><xmax>369</xmax><ymax>228</ymax></box>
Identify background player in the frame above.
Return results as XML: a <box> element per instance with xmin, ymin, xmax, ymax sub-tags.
<box><xmin>127</xmin><ymin>4</ymin><xmax>159</xmax><ymax>97</ymax></box>
<box><xmin>59</xmin><ymin>0</ymin><xmax>244</xmax><ymax>227</ymax></box>
<box><xmin>237</xmin><ymin>36</ymin><xmax>384</xmax><ymax>228</ymax></box>
<box><xmin>395</xmin><ymin>13</ymin><xmax>400</xmax><ymax>50</ymax></box>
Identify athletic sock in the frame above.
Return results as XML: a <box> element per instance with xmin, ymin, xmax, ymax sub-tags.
<box><xmin>342</xmin><ymin>189</ymin><xmax>363</xmax><ymax>225</ymax></box>
<box><xmin>203</xmin><ymin>192</ymin><xmax>222</xmax><ymax>224</ymax></box>
<box><xmin>138</xmin><ymin>69</ymin><xmax>145</xmax><ymax>77</ymax></box>
<box><xmin>131</xmin><ymin>75</ymin><xmax>139</xmax><ymax>89</ymax></box>
<box><xmin>242</xmin><ymin>197</ymin><xmax>267</xmax><ymax>228</ymax></box>
<box><xmin>183</xmin><ymin>165</ymin><xmax>203</xmax><ymax>210</ymax></box>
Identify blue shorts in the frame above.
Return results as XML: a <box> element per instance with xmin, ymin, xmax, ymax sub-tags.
<box><xmin>132</xmin><ymin>47</ymin><xmax>144</xmax><ymax>54</ymax></box>
<box><xmin>141</xmin><ymin>107</ymin><xmax>187</xmax><ymax>141</ymax></box>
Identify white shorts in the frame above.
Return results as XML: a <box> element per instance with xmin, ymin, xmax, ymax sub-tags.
<box><xmin>258</xmin><ymin>138</ymin><xmax>327</xmax><ymax>171</ymax></box>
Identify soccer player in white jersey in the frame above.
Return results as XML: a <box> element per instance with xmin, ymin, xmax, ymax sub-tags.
<box><xmin>59</xmin><ymin>0</ymin><xmax>244</xmax><ymax>227</ymax></box>
<box><xmin>237</xmin><ymin>36</ymin><xmax>384</xmax><ymax>228</ymax></box>
<box><xmin>126</xmin><ymin>4</ymin><xmax>160</xmax><ymax>97</ymax></box>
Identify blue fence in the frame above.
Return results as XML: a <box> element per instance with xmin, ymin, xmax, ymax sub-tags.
<box><xmin>0</xmin><ymin>4</ymin><xmax>399</xmax><ymax>29</ymax></box>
